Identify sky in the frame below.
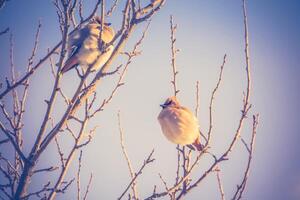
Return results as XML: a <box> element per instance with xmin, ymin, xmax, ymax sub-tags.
<box><xmin>0</xmin><ymin>0</ymin><xmax>300</xmax><ymax>199</ymax></box>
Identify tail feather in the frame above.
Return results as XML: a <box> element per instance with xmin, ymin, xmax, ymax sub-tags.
<box><xmin>193</xmin><ymin>137</ymin><xmax>203</xmax><ymax>151</ymax></box>
<box><xmin>61</xmin><ymin>56</ymin><xmax>79</xmax><ymax>73</ymax></box>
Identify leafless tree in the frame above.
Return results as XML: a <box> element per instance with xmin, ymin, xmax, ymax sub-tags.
<box><xmin>0</xmin><ymin>0</ymin><xmax>165</xmax><ymax>199</ymax></box>
<box><xmin>0</xmin><ymin>0</ymin><xmax>258</xmax><ymax>199</ymax></box>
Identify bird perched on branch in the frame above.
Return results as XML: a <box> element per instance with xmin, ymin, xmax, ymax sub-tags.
<box><xmin>61</xmin><ymin>16</ymin><xmax>115</xmax><ymax>73</ymax></box>
<box><xmin>158</xmin><ymin>96</ymin><xmax>202</xmax><ymax>151</ymax></box>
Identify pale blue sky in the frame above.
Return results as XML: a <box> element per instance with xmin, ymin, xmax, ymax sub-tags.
<box><xmin>0</xmin><ymin>0</ymin><xmax>300</xmax><ymax>199</ymax></box>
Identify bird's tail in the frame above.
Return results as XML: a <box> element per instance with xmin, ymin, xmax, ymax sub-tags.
<box><xmin>61</xmin><ymin>56</ymin><xmax>79</xmax><ymax>73</ymax></box>
<box><xmin>193</xmin><ymin>137</ymin><xmax>203</xmax><ymax>151</ymax></box>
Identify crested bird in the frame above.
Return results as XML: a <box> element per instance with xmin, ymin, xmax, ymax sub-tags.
<box><xmin>61</xmin><ymin>16</ymin><xmax>115</xmax><ymax>73</ymax></box>
<box><xmin>157</xmin><ymin>96</ymin><xmax>202</xmax><ymax>151</ymax></box>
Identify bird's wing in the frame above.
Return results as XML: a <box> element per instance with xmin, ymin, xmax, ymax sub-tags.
<box><xmin>61</xmin><ymin>54</ymin><xmax>80</xmax><ymax>73</ymax></box>
<box><xmin>67</xmin><ymin>27</ymin><xmax>90</xmax><ymax>57</ymax></box>
<box><xmin>180</xmin><ymin>106</ymin><xmax>195</xmax><ymax>117</ymax></box>
<box><xmin>69</xmin><ymin>27</ymin><xmax>90</xmax><ymax>47</ymax></box>
<box><xmin>179</xmin><ymin>106</ymin><xmax>199</xmax><ymax>126</ymax></box>
<box><xmin>62</xmin><ymin>28</ymin><xmax>90</xmax><ymax>73</ymax></box>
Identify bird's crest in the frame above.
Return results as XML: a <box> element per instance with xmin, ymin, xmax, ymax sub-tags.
<box><xmin>161</xmin><ymin>96</ymin><xmax>180</xmax><ymax>109</ymax></box>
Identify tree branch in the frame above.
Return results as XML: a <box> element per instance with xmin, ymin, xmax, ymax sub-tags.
<box><xmin>117</xmin><ymin>111</ymin><xmax>138</xmax><ymax>199</ymax></box>
<box><xmin>118</xmin><ymin>149</ymin><xmax>155</xmax><ymax>200</ymax></box>
<box><xmin>232</xmin><ymin>114</ymin><xmax>259</xmax><ymax>200</ymax></box>
<box><xmin>0</xmin><ymin>0</ymin><xmax>103</xmax><ymax>100</ymax></box>
<box><xmin>206</xmin><ymin>54</ymin><xmax>227</xmax><ymax>146</ymax></box>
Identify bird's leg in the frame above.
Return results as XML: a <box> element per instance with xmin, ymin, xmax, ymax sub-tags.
<box><xmin>186</xmin><ymin>144</ymin><xmax>195</xmax><ymax>151</ymax></box>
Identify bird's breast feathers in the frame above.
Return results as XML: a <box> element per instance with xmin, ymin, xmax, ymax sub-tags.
<box><xmin>158</xmin><ymin>107</ymin><xmax>199</xmax><ymax>145</ymax></box>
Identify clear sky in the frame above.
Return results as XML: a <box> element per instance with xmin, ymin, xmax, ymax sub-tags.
<box><xmin>0</xmin><ymin>0</ymin><xmax>300</xmax><ymax>199</ymax></box>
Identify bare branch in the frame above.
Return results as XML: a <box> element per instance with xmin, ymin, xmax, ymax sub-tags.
<box><xmin>118</xmin><ymin>149</ymin><xmax>155</xmax><ymax>200</ymax></box>
<box><xmin>0</xmin><ymin>138</ymin><xmax>9</xmax><ymax>145</ymax></box>
<box><xmin>169</xmin><ymin>15</ymin><xmax>179</xmax><ymax>96</ymax></box>
<box><xmin>206</xmin><ymin>54</ymin><xmax>227</xmax><ymax>146</ymax></box>
<box><xmin>48</xmin><ymin>116</ymin><xmax>89</xmax><ymax>200</ymax></box>
<box><xmin>55</xmin><ymin>136</ymin><xmax>65</xmax><ymax>168</ymax></box>
<box><xmin>220</xmin><ymin>0</ymin><xmax>252</xmax><ymax>158</ymax></box>
<box><xmin>144</xmin><ymin>150</ymin><xmax>207</xmax><ymax>199</ymax></box>
<box><xmin>33</xmin><ymin>166</ymin><xmax>59</xmax><ymax>174</ymax></box>
<box><xmin>158</xmin><ymin>173</ymin><xmax>173</xmax><ymax>199</ymax></box>
<box><xmin>89</xmin><ymin>21</ymin><xmax>151</xmax><ymax>118</ymax></box>
<box><xmin>134</xmin><ymin>0</ymin><xmax>165</xmax><ymax>23</ymax></box>
<box><xmin>0</xmin><ymin>121</ymin><xmax>27</xmax><ymax>163</ymax></box>
<box><xmin>28</xmin><ymin>0</ymin><xmax>71</xmax><ymax>169</ymax></box>
<box><xmin>0</xmin><ymin>101</ymin><xmax>15</xmax><ymax>130</ymax></box>
<box><xmin>27</xmin><ymin>20</ymin><xmax>42</xmax><ymax>70</ymax></box>
<box><xmin>216</xmin><ymin>167</ymin><xmax>226</xmax><ymax>200</ymax></box>
<box><xmin>240</xmin><ymin>137</ymin><xmax>250</xmax><ymax>154</ymax></box>
<box><xmin>175</xmin><ymin>145</ymin><xmax>180</xmax><ymax>185</ymax></box>
<box><xmin>232</xmin><ymin>114</ymin><xmax>259</xmax><ymax>200</ymax></box>
<box><xmin>0</xmin><ymin>186</ymin><xmax>13</xmax><ymax>200</ymax></box>
<box><xmin>77</xmin><ymin>150</ymin><xmax>83</xmax><ymax>200</ymax></box>
<box><xmin>178</xmin><ymin>0</ymin><xmax>254</xmax><ymax>196</ymax></box>
<box><xmin>117</xmin><ymin>111</ymin><xmax>138</xmax><ymax>199</ymax></box>
<box><xmin>0</xmin><ymin>0</ymin><xmax>103</xmax><ymax>100</ymax></box>
<box><xmin>2</xmin><ymin>1</ymin><xmax>166</xmax><ymax>199</ymax></box>
<box><xmin>20</xmin><ymin>182</ymin><xmax>51</xmax><ymax>199</ymax></box>
<box><xmin>50</xmin><ymin>53</ymin><xmax>70</xmax><ymax>104</ymax></box>
<box><xmin>0</xmin><ymin>154</ymin><xmax>21</xmax><ymax>178</ymax></box>
<box><xmin>82</xmin><ymin>173</ymin><xmax>93</xmax><ymax>200</ymax></box>
<box><xmin>195</xmin><ymin>81</ymin><xmax>200</xmax><ymax>117</ymax></box>
<box><xmin>106</xmin><ymin>0</ymin><xmax>119</xmax><ymax>16</ymax></box>
<box><xmin>0</xmin><ymin>27</ymin><xmax>9</xmax><ymax>36</ymax></box>
<box><xmin>70</xmin><ymin>0</ymin><xmax>78</xmax><ymax>28</ymax></box>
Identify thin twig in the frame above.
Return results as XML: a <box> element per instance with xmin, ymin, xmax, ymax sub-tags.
<box><xmin>195</xmin><ymin>81</ymin><xmax>200</xmax><ymax>117</ymax></box>
<box><xmin>206</xmin><ymin>54</ymin><xmax>227</xmax><ymax>146</ymax></box>
<box><xmin>106</xmin><ymin>0</ymin><xmax>119</xmax><ymax>16</ymax></box>
<box><xmin>158</xmin><ymin>173</ymin><xmax>172</xmax><ymax>199</ymax></box>
<box><xmin>78</xmin><ymin>0</ymin><xmax>84</xmax><ymax>23</ymax></box>
<box><xmin>144</xmin><ymin>149</ymin><xmax>208</xmax><ymax>199</ymax></box>
<box><xmin>169</xmin><ymin>15</ymin><xmax>179</xmax><ymax>96</ymax></box>
<box><xmin>118</xmin><ymin>149</ymin><xmax>155</xmax><ymax>200</ymax></box>
<box><xmin>0</xmin><ymin>121</ymin><xmax>27</xmax><ymax>163</ymax></box>
<box><xmin>82</xmin><ymin>173</ymin><xmax>93</xmax><ymax>200</ymax></box>
<box><xmin>216</xmin><ymin>167</ymin><xmax>226</xmax><ymax>200</ymax></box>
<box><xmin>232</xmin><ymin>114</ymin><xmax>258</xmax><ymax>200</ymax></box>
<box><xmin>117</xmin><ymin>111</ymin><xmax>138</xmax><ymax>199</ymax></box>
<box><xmin>0</xmin><ymin>27</ymin><xmax>9</xmax><ymax>36</ymax></box>
<box><xmin>77</xmin><ymin>150</ymin><xmax>83</xmax><ymax>200</ymax></box>
<box><xmin>175</xmin><ymin>145</ymin><xmax>180</xmax><ymax>185</ymax></box>
<box><xmin>0</xmin><ymin>138</ymin><xmax>9</xmax><ymax>145</ymax></box>
<box><xmin>33</xmin><ymin>166</ymin><xmax>59</xmax><ymax>174</ymax></box>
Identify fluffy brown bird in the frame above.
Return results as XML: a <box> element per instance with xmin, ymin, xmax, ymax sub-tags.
<box><xmin>61</xmin><ymin>16</ymin><xmax>115</xmax><ymax>73</ymax></box>
<box><xmin>157</xmin><ymin>96</ymin><xmax>202</xmax><ymax>151</ymax></box>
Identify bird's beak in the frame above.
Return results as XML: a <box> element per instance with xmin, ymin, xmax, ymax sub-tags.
<box><xmin>160</xmin><ymin>104</ymin><xmax>166</xmax><ymax>109</ymax></box>
<box><xmin>104</xmin><ymin>22</ymin><xmax>111</xmax><ymax>26</ymax></box>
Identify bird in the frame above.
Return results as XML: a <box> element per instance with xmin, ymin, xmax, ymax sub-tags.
<box><xmin>61</xmin><ymin>16</ymin><xmax>115</xmax><ymax>73</ymax></box>
<box><xmin>157</xmin><ymin>96</ymin><xmax>202</xmax><ymax>151</ymax></box>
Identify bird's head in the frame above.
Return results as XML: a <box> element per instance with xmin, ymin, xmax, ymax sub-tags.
<box><xmin>102</xmin><ymin>25</ymin><xmax>115</xmax><ymax>43</ymax></box>
<box><xmin>160</xmin><ymin>96</ymin><xmax>180</xmax><ymax>109</ymax></box>
<box><xmin>93</xmin><ymin>16</ymin><xmax>111</xmax><ymax>26</ymax></box>
<box><xmin>91</xmin><ymin>16</ymin><xmax>115</xmax><ymax>43</ymax></box>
